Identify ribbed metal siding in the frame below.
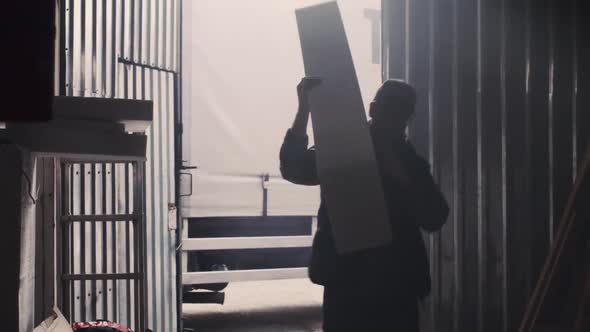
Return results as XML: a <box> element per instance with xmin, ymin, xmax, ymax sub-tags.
<box><xmin>382</xmin><ymin>0</ymin><xmax>590</xmax><ymax>331</ymax></box>
<box><xmin>56</xmin><ymin>0</ymin><xmax>179</xmax><ymax>331</ymax></box>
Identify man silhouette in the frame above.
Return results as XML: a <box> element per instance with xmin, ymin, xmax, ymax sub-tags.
<box><xmin>280</xmin><ymin>78</ymin><xmax>449</xmax><ymax>331</ymax></box>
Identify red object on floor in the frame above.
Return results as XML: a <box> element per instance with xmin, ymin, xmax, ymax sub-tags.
<box><xmin>71</xmin><ymin>320</ymin><xmax>131</xmax><ymax>332</ymax></box>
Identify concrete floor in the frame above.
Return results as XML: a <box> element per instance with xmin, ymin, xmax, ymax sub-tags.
<box><xmin>183</xmin><ymin>279</ymin><xmax>324</xmax><ymax>332</ymax></box>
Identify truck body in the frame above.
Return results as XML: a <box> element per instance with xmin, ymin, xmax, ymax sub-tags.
<box><xmin>180</xmin><ymin>0</ymin><xmax>382</xmax><ymax>295</ymax></box>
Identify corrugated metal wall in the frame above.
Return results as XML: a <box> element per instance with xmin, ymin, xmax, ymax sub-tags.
<box><xmin>382</xmin><ymin>0</ymin><xmax>590</xmax><ymax>331</ymax></box>
<box><xmin>55</xmin><ymin>0</ymin><xmax>180</xmax><ymax>331</ymax></box>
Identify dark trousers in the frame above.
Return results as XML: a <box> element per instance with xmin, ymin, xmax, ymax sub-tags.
<box><xmin>322</xmin><ymin>286</ymin><xmax>420</xmax><ymax>332</ymax></box>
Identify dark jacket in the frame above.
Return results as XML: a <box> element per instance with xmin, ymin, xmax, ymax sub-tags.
<box><xmin>279</xmin><ymin>129</ymin><xmax>449</xmax><ymax>298</ymax></box>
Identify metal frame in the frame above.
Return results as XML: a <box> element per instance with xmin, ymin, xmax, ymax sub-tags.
<box><xmin>174</xmin><ymin>1</ymin><xmax>183</xmax><ymax>329</ymax></box>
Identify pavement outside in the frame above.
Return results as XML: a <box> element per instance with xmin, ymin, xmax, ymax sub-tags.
<box><xmin>183</xmin><ymin>279</ymin><xmax>324</xmax><ymax>332</ymax></box>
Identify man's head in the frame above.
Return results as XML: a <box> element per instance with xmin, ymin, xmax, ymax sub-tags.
<box><xmin>369</xmin><ymin>79</ymin><xmax>416</xmax><ymax>140</ymax></box>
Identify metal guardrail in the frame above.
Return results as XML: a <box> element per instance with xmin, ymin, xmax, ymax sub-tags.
<box><xmin>181</xmin><ymin>218</ymin><xmax>315</xmax><ymax>285</ymax></box>
<box><xmin>183</xmin><ymin>268</ymin><xmax>309</xmax><ymax>284</ymax></box>
<box><xmin>182</xmin><ymin>236</ymin><xmax>313</xmax><ymax>251</ymax></box>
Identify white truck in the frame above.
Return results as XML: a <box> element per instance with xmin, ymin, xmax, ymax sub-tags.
<box><xmin>179</xmin><ymin>0</ymin><xmax>382</xmax><ymax>301</ymax></box>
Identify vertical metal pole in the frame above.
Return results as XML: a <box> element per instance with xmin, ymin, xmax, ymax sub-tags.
<box><xmin>110</xmin><ymin>0</ymin><xmax>117</xmax><ymax>98</ymax></box>
<box><xmin>101</xmin><ymin>163</ymin><xmax>109</xmax><ymax>318</ymax></box>
<box><xmin>35</xmin><ymin>160</ymin><xmax>47</xmax><ymax>325</ymax></box>
<box><xmin>133</xmin><ymin>166</ymin><xmax>140</xmax><ymax>332</ymax></box>
<box><xmin>62</xmin><ymin>163</ymin><xmax>72</xmax><ymax>321</ymax></box>
<box><xmin>79</xmin><ymin>0</ymin><xmax>86</xmax><ymax>96</ymax></box>
<box><xmin>79</xmin><ymin>163</ymin><xmax>87</xmax><ymax>321</ymax></box>
<box><xmin>91</xmin><ymin>0</ymin><xmax>97</xmax><ymax>95</ymax></box>
<box><xmin>175</xmin><ymin>3</ymin><xmax>183</xmax><ymax>331</ymax></box>
<box><xmin>101</xmin><ymin>0</ymin><xmax>108</xmax><ymax>96</ymax></box>
<box><xmin>111</xmin><ymin>163</ymin><xmax>118</xmax><ymax>320</ymax></box>
<box><xmin>90</xmin><ymin>163</ymin><xmax>97</xmax><ymax>319</ymax></box>
<box><xmin>59</xmin><ymin>0</ymin><xmax>67</xmax><ymax>96</ymax></box>
<box><xmin>66</xmin><ymin>0</ymin><xmax>74</xmax><ymax>96</ymax></box>
<box><xmin>69</xmin><ymin>164</ymin><xmax>75</xmax><ymax>319</ymax></box>
<box><xmin>55</xmin><ymin>161</ymin><xmax>64</xmax><ymax>312</ymax></box>
<box><xmin>262</xmin><ymin>174</ymin><xmax>269</xmax><ymax>217</ymax></box>
<box><xmin>135</xmin><ymin>162</ymin><xmax>147</xmax><ymax>332</ymax></box>
<box><xmin>125</xmin><ymin>163</ymin><xmax>132</xmax><ymax>328</ymax></box>
<box><xmin>133</xmin><ymin>163</ymin><xmax>144</xmax><ymax>331</ymax></box>
<box><xmin>43</xmin><ymin>158</ymin><xmax>56</xmax><ymax>319</ymax></box>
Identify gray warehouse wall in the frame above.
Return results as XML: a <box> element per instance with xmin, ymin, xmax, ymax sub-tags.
<box><xmin>382</xmin><ymin>0</ymin><xmax>590</xmax><ymax>331</ymax></box>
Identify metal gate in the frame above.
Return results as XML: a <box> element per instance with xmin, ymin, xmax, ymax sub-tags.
<box><xmin>181</xmin><ymin>218</ymin><xmax>315</xmax><ymax>285</ymax></box>
<box><xmin>57</xmin><ymin>160</ymin><xmax>146</xmax><ymax>332</ymax></box>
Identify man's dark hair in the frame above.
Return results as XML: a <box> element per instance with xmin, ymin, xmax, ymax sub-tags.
<box><xmin>369</xmin><ymin>79</ymin><xmax>416</xmax><ymax>122</ymax></box>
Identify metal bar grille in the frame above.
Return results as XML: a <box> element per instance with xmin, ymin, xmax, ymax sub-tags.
<box><xmin>58</xmin><ymin>161</ymin><xmax>145</xmax><ymax>332</ymax></box>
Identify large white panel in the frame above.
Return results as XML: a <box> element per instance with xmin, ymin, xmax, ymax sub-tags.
<box><xmin>296</xmin><ymin>2</ymin><xmax>391</xmax><ymax>253</ymax></box>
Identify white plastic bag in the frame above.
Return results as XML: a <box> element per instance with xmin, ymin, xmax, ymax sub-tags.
<box><xmin>32</xmin><ymin>306</ymin><xmax>73</xmax><ymax>332</ymax></box>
